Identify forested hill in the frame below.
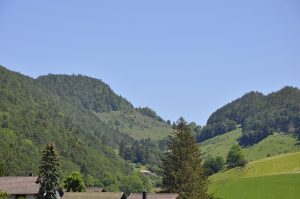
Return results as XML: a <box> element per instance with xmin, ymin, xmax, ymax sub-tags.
<box><xmin>37</xmin><ymin>74</ymin><xmax>133</xmax><ymax>113</ymax></box>
<box><xmin>199</xmin><ymin>87</ymin><xmax>300</xmax><ymax>145</ymax></box>
<box><xmin>0</xmin><ymin>66</ymin><xmax>136</xmax><ymax>177</ymax></box>
<box><xmin>0</xmin><ymin>66</ymin><xmax>170</xmax><ymax>180</ymax></box>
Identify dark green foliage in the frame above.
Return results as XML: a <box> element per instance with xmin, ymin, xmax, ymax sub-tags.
<box><xmin>0</xmin><ymin>161</ymin><xmax>4</xmax><ymax>176</ymax></box>
<box><xmin>0</xmin><ymin>192</ymin><xmax>8</xmax><ymax>199</ymax></box>
<box><xmin>119</xmin><ymin>138</ymin><xmax>165</xmax><ymax>166</ymax></box>
<box><xmin>119</xmin><ymin>172</ymin><xmax>152</xmax><ymax>195</ymax></box>
<box><xmin>0</xmin><ymin>66</ymin><xmax>133</xmax><ymax>177</ymax></box>
<box><xmin>203</xmin><ymin>156</ymin><xmax>225</xmax><ymax>176</ymax></box>
<box><xmin>162</xmin><ymin>117</ymin><xmax>208</xmax><ymax>199</ymax></box>
<box><xmin>36</xmin><ymin>143</ymin><xmax>61</xmax><ymax>199</ymax></box>
<box><xmin>37</xmin><ymin>74</ymin><xmax>133</xmax><ymax>113</ymax></box>
<box><xmin>226</xmin><ymin>145</ymin><xmax>247</xmax><ymax>169</ymax></box>
<box><xmin>64</xmin><ymin>171</ymin><xmax>86</xmax><ymax>192</ymax></box>
<box><xmin>199</xmin><ymin>87</ymin><xmax>300</xmax><ymax>145</ymax></box>
<box><xmin>136</xmin><ymin>107</ymin><xmax>164</xmax><ymax>122</ymax></box>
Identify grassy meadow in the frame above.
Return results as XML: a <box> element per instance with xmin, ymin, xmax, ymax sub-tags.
<box><xmin>209</xmin><ymin>152</ymin><xmax>300</xmax><ymax>199</ymax></box>
<box><xmin>97</xmin><ymin>110</ymin><xmax>172</xmax><ymax>140</ymax></box>
<box><xmin>199</xmin><ymin>128</ymin><xmax>300</xmax><ymax>161</ymax></box>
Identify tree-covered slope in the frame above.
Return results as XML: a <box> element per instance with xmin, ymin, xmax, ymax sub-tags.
<box><xmin>199</xmin><ymin>87</ymin><xmax>300</xmax><ymax>145</ymax></box>
<box><xmin>36</xmin><ymin>74</ymin><xmax>133</xmax><ymax>113</ymax></box>
<box><xmin>0</xmin><ymin>66</ymin><xmax>133</xmax><ymax>178</ymax></box>
<box><xmin>36</xmin><ymin>74</ymin><xmax>171</xmax><ymax>141</ymax></box>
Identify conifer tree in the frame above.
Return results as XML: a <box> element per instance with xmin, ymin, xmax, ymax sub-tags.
<box><xmin>36</xmin><ymin>143</ymin><xmax>61</xmax><ymax>199</ymax></box>
<box><xmin>162</xmin><ymin>117</ymin><xmax>208</xmax><ymax>199</ymax></box>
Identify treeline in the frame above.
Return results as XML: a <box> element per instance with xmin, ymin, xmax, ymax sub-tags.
<box><xmin>0</xmin><ymin>66</ymin><xmax>134</xmax><ymax>178</ymax></box>
<box><xmin>197</xmin><ymin>87</ymin><xmax>300</xmax><ymax>145</ymax></box>
<box><xmin>136</xmin><ymin>107</ymin><xmax>165</xmax><ymax>122</ymax></box>
<box><xmin>37</xmin><ymin>74</ymin><xmax>133</xmax><ymax>113</ymax></box>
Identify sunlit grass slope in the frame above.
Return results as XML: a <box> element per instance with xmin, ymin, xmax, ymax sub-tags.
<box><xmin>209</xmin><ymin>152</ymin><xmax>300</xmax><ymax>199</ymax></box>
<box><xmin>199</xmin><ymin>128</ymin><xmax>300</xmax><ymax>161</ymax></box>
<box><xmin>210</xmin><ymin>173</ymin><xmax>300</xmax><ymax>199</ymax></box>
<box><xmin>97</xmin><ymin>110</ymin><xmax>172</xmax><ymax>140</ymax></box>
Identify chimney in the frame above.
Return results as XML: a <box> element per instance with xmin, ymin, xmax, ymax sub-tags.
<box><xmin>143</xmin><ymin>189</ymin><xmax>147</xmax><ymax>199</ymax></box>
<box><xmin>28</xmin><ymin>171</ymin><xmax>33</xmax><ymax>176</ymax></box>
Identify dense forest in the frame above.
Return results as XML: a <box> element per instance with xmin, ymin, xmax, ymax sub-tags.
<box><xmin>198</xmin><ymin>87</ymin><xmax>300</xmax><ymax>145</ymax></box>
<box><xmin>0</xmin><ymin>66</ymin><xmax>168</xmax><ymax>187</ymax></box>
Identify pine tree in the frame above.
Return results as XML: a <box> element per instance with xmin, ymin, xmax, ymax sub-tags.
<box><xmin>36</xmin><ymin>143</ymin><xmax>61</xmax><ymax>199</ymax></box>
<box><xmin>162</xmin><ymin>117</ymin><xmax>209</xmax><ymax>199</ymax></box>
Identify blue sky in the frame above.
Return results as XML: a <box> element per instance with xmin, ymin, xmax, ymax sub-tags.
<box><xmin>0</xmin><ymin>0</ymin><xmax>299</xmax><ymax>125</ymax></box>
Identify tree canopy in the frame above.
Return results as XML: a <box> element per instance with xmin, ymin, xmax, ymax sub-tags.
<box><xmin>36</xmin><ymin>143</ymin><xmax>61</xmax><ymax>199</ymax></box>
<box><xmin>64</xmin><ymin>171</ymin><xmax>86</xmax><ymax>192</ymax></box>
<box><xmin>162</xmin><ymin>117</ymin><xmax>208</xmax><ymax>199</ymax></box>
<box><xmin>226</xmin><ymin>145</ymin><xmax>247</xmax><ymax>169</ymax></box>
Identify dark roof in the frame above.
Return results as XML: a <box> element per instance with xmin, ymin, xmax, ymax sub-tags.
<box><xmin>63</xmin><ymin>192</ymin><xmax>125</xmax><ymax>199</ymax></box>
<box><xmin>127</xmin><ymin>193</ymin><xmax>179</xmax><ymax>199</ymax></box>
<box><xmin>0</xmin><ymin>176</ymin><xmax>39</xmax><ymax>195</ymax></box>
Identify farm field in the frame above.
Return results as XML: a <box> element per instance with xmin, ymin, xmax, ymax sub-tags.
<box><xmin>209</xmin><ymin>152</ymin><xmax>300</xmax><ymax>199</ymax></box>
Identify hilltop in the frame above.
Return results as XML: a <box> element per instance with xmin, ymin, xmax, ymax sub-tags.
<box><xmin>198</xmin><ymin>87</ymin><xmax>300</xmax><ymax>145</ymax></box>
<box><xmin>0</xmin><ymin>66</ymin><xmax>171</xmax><ymax>180</ymax></box>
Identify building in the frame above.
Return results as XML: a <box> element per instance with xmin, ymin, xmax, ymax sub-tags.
<box><xmin>127</xmin><ymin>193</ymin><xmax>179</xmax><ymax>199</ymax></box>
<box><xmin>0</xmin><ymin>176</ymin><xmax>62</xmax><ymax>199</ymax></box>
<box><xmin>63</xmin><ymin>192</ymin><xmax>126</xmax><ymax>199</ymax></box>
<box><xmin>0</xmin><ymin>176</ymin><xmax>39</xmax><ymax>199</ymax></box>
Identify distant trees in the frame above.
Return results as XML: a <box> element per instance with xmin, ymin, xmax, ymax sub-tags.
<box><xmin>198</xmin><ymin>87</ymin><xmax>300</xmax><ymax>145</ymax></box>
<box><xmin>203</xmin><ymin>156</ymin><xmax>225</xmax><ymax>176</ymax></box>
<box><xmin>226</xmin><ymin>145</ymin><xmax>247</xmax><ymax>169</ymax></box>
<box><xmin>36</xmin><ymin>143</ymin><xmax>62</xmax><ymax>199</ymax></box>
<box><xmin>162</xmin><ymin>117</ymin><xmax>208</xmax><ymax>199</ymax></box>
<box><xmin>64</xmin><ymin>171</ymin><xmax>86</xmax><ymax>192</ymax></box>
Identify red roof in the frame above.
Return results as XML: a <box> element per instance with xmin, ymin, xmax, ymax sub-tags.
<box><xmin>0</xmin><ymin>177</ymin><xmax>39</xmax><ymax>194</ymax></box>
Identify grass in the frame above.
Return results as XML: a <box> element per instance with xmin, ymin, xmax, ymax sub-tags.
<box><xmin>210</xmin><ymin>173</ymin><xmax>300</xmax><ymax>199</ymax></box>
<box><xmin>97</xmin><ymin>110</ymin><xmax>172</xmax><ymax>140</ymax></box>
<box><xmin>199</xmin><ymin>128</ymin><xmax>300</xmax><ymax>161</ymax></box>
<box><xmin>209</xmin><ymin>152</ymin><xmax>300</xmax><ymax>199</ymax></box>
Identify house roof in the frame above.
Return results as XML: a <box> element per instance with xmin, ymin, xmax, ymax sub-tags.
<box><xmin>0</xmin><ymin>176</ymin><xmax>39</xmax><ymax>195</ymax></box>
<box><xmin>127</xmin><ymin>193</ymin><xmax>179</xmax><ymax>199</ymax></box>
<box><xmin>63</xmin><ymin>192</ymin><xmax>125</xmax><ymax>199</ymax></box>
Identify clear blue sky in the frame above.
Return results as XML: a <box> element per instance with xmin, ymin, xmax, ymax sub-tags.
<box><xmin>0</xmin><ymin>0</ymin><xmax>299</xmax><ymax>125</ymax></box>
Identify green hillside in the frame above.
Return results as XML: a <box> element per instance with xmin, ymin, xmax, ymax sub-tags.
<box><xmin>200</xmin><ymin>128</ymin><xmax>300</xmax><ymax>161</ymax></box>
<box><xmin>37</xmin><ymin>74</ymin><xmax>172</xmax><ymax>141</ymax></box>
<box><xmin>210</xmin><ymin>174</ymin><xmax>300</xmax><ymax>199</ymax></box>
<box><xmin>37</xmin><ymin>74</ymin><xmax>133</xmax><ymax>113</ymax></box>
<box><xmin>199</xmin><ymin>87</ymin><xmax>300</xmax><ymax>145</ymax></box>
<box><xmin>0</xmin><ymin>66</ymin><xmax>133</xmax><ymax>178</ymax></box>
<box><xmin>209</xmin><ymin>152</ymin><xmax>300</xmax><ymax>199</ymax></box>
<box><xmin>98</xmin><ymin>110</ymin><xmax>171</xmax><ymax>140</ymax></box>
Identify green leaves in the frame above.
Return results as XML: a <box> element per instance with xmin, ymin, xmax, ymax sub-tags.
<box><xmin>162</xmin><ymin>117</ymin><xmax>208</xmax><ymax>199</ymax></box>
<box><xmin>226</xmin><ymin>145</ymin><xmax>247</xmax><ymax>169</ymax></box>
<box><xmin>64</xmin><ymin>171</ymin><xmax>86</xmax><ymax>192</ymax></box>
<box><xmin>36</xmin><ymin>143</ymin><xmax>61</xmax><ymax>199</ymax></box>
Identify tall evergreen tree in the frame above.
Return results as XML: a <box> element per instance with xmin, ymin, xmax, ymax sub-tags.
<box><xmin>162</xmin><ymin>117</ymin><xmax>209</xmax><ymax>199</ymax></box>
<box><xmin>36</xmin><ymin>143</ymin><xmax>61</xmax><ymax>199</ymax></box>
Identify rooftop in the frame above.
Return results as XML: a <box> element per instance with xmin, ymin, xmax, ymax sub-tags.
<box><xmin>127</xmin><ymin>193</ymin><xmax>179</xmax><ymax>199</ymax></box>
<box><xmin>63</xmin><ymin>192</ymin><xmax>125</xmax><ymax>199</ymax></box>
<box><xmin>0</xmin><ymin>176</ymin><xmax>39</xmax><ymax>195</ymax></box>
